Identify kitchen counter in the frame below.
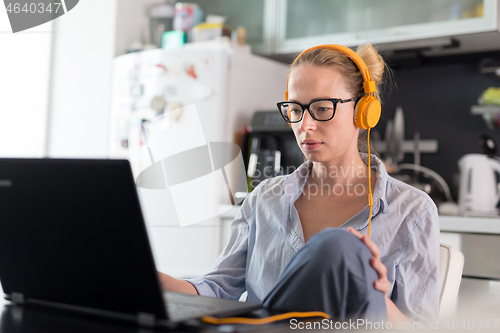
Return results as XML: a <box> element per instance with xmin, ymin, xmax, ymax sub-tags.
<box><xmin>439</xmin><ymin>215</ymin><xmax>500</xmax><ymax>235</ymax></box>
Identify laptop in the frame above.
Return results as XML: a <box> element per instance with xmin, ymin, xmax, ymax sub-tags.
<box><xmin>0</xmin><ymin>158</ymin><xmax>261</xmax><ymax>327</ymax></box>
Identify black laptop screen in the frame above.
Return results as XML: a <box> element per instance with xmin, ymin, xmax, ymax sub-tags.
<box><xmin>0</xmin><ymin>159</ymin><xmax>167</xmax><ymax>320</ymax></box>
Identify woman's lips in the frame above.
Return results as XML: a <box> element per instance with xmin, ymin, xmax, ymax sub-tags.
<box><xmin>302</xmin><ymin>140</ymin><xmax>323</xmax><ymax>151</ymax></box>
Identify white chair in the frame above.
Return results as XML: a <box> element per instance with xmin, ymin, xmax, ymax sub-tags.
<box><xmin>439</xmin><ymin>243</ymin><xmax>465</xmax><ymax>319</ymax></box>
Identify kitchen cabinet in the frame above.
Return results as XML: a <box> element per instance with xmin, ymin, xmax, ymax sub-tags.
<box><xmin>440</xmin><ymin>215</ymin><xmax>500</xmax><ymax>280</ymax></box>
<box><xmin>275</xmin><ymin>0</ymin><xmax>498</xmax><ymax>55</ymax></box>
<box><xmin>183</xmin><ymin>0</ymin><xmax>275</xmax><ymax>54</ymax></box>
<box><xmin>166</xmin><ymin>0</ymin><xmax>500</xmax><ymax>58</ymax></box>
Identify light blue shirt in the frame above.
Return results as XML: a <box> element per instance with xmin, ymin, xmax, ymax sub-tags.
<box><xmin>186</xmin><ymin>154</ymin><xmax>440</xmax><ymax>322</ymax></box>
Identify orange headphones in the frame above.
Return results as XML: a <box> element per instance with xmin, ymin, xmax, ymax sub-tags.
<box><xmin>286</xmin><ymin>44</ymin><xmax>380</xmax><ymax>237</ymax></box>
<box><xmin>286</xmin><ymin>44</ymin><xmax>381</xmax><ymax>129</ymax></box>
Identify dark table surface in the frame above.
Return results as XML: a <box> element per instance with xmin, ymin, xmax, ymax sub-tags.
<box><xmin>0</xmin><ymin>300</ymin><xmax>297</xmax><ymax>333</ymax></box>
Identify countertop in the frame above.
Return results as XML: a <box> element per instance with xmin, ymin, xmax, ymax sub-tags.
<box><xmin>439</xmin><ymin>215</ymin><xmax>500</xmax><ymax>235</ymax></box>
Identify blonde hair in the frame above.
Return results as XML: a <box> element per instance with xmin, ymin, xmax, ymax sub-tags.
<box><xmin>290</xmin><ymin>44</ymin><xmax>391</xmax><ymax>154</ymax></box>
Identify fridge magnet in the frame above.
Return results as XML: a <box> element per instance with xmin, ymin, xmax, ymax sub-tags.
<box><xmin>150</xmin><ymin>95</ymin><xmax>167</xmax><ymax>113</ymax></box>
<box><xmin>150</xmin><ymin>63</ymin><xmax>167</xmax><ymax>76</ymax></box>
<box><xmin>167</xmin><ymin>101</ymin><xmax>184</xmax><ymax>122</ymax></box>
<box><xmin>186</xmin><ymin>64</ymin><xmax>197</xmax><ymax>79</ymax></box>
<box><xmin>201</xmin><ymin>55</ymin><xmax>214</xmax><ymax>70</ymax></box>
<box><xmin>156</xmin><ymin>63</ymin><xmax>167</xmax><ymax>72</ymax></box>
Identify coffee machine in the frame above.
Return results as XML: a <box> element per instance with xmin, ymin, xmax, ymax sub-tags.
<box><xmin>241</xmin><ymin>111</ymin><xmax>304</xmax><ymax>191</ymax></box>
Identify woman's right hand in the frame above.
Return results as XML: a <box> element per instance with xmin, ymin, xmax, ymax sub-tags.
<box><xmin>157</xmin><ymin>271</ymin><xmax>199</xmax><ymax>295</ymax></box>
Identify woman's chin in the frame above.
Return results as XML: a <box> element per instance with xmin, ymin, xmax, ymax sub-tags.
<box><xmin>302</xmin><ymin>151</ymin><xmax>325</xmax><ymax>162</ymax></box>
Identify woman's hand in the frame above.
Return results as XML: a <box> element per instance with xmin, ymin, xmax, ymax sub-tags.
<box><xmin>157</xmin><ymin>271</ymin><xmax>199</xmax><ymax>295</ymax></box>
<box><xmin>347</xmin><ymin>227</ymin><xmax>410</xmax><ymax>323</ymax></box>
<box><xmin>347</xmin><ymin>227</ymin><xmax>391</xmax><ymax>296</ymax></box>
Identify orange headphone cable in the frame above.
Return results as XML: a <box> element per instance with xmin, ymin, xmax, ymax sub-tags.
<box><xmin>367</xmin><ymin>127</ymin><xmax>373</xmax><ymax>238</ymax></box>
<box><xmin>201</xmin><ymin>311</ymin><xmax>330</xmax><ymax>325</ymax></box>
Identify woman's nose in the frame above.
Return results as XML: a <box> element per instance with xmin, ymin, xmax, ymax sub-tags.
<box><xmin>300</xmin><ymin>109</ymin><xmax>316</xmax><ymax>132</ymax></box>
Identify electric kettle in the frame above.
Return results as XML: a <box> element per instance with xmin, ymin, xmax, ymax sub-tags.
<box><xmin>458</xmin><ymin>154</ymin><xmax>500</xmax><ymax>215</ymax></box>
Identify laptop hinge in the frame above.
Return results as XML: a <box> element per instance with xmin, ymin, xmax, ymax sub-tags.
<box><xmin>137</xmin><ymin>312</ymin><xmax>155</xmax><ymax>327</ymax></box>
<box><xmin>11</xmin><ymin>292</ymin><xmax>25</xmax><ymax>304</ymax></box>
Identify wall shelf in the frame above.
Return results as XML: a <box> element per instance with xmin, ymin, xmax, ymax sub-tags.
<box><xmin>471</xmin><ymin>105</ymin><xmax>500</xmax><ymax>114</ymax></box>
<box><xmin>471</xmin><ymin>105</ymin><xmax>500</xmax><ymax>130</ymax></box>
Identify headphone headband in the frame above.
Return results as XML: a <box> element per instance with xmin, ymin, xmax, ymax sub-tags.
<box><xmin>291</xmin><ymin>44</ymin><xmax>373</xmax><ymax>82</ymax></box>
<box><xmin>284</xmin><ymin>44</ymin><xmax>381</xmax><ymax>130</ymax></box>
<box><xmin>285</xmin><ymin>44</ymin><xmax>377</xmax><ymax>100</ymax></box>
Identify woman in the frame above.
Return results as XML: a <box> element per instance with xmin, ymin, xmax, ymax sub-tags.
<box><xmin>158</xmin><ymin>44</ymin><xmax>440</xmax><ymax>323</ymax></box>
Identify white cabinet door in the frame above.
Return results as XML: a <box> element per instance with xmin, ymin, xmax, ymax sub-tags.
<box><xmin>276</xmin><ymin>0</ymin><xmax>497</xmax><ymax>53</ymax></box>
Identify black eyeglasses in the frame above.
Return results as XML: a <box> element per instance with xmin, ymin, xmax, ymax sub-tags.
<box><xmin>277</xmin><ymin>98</ymin><xmax>360</xmax><ymax>123</ymax></box>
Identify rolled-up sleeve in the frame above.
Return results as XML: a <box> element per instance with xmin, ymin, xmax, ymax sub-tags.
<box><xmin>394</xmin><ymin>207</ymin><xmax>440</xmax><ymax>322</ymax></box>
<box><xmin>184</xmin><ymin>197</ymin><xmax>253</xmax><ymax>300</ymax></box>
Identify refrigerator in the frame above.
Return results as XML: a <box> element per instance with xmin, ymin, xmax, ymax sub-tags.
<box><xmin>108</xmin><ymin>43</ymin><xmax>288</xmax><ymax>278</ymax></box>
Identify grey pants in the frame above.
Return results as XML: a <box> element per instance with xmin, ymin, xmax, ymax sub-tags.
<box><xmin>262</xmin><ymin>228</ymin><xmax>387</xmax><ymax>321</ymax></box>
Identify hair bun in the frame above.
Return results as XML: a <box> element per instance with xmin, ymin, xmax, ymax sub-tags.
<box><xmin>356</xmin><ymin>44</ymin><xmax>385</xmax><ymax>85</ymax></box>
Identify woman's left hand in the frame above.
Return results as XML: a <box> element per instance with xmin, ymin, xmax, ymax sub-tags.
<box><xmin>347</xmin><ymin>227</ymin><xmax>391</xmax><ymax>297</ymax></box>
<box><xmin>348</xmin><ymin>227</ymin><xmax>410</xmax><ymax>323</ymax></box>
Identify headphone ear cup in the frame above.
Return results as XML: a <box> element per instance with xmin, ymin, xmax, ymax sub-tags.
<box><xmin>354</xmin><ymin>96</ymin><xmax>381</xmax><ymax>129</ymax></box>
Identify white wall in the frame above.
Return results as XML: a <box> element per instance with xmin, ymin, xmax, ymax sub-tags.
<box><xmin>0</xmin><ymin>11</ymin><xmax>52</xmax><ymax>157</ymax></box>
<box><xmin>46</xmin><ymin>0</ymin><xmax>117</xmax><ymax>158</ymax></box>
<box><xmin>0</xmin><ymin>0</ymin><xmax>162</xmax><ymax>158</ymax></box>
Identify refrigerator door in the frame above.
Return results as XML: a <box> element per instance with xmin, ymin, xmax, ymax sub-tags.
<box><xmin>109</xmin><ymin>48</ymin><xmax>233</xmax><ymax>277</ymax></box>
<box><xmin>108</xmin><ymin>45</ymin><xmax>288</xmax><ymax>278</ymax></box>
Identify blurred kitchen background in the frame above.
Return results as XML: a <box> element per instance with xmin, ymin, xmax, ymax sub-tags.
<box><xmin>1</xmin><ymin>0</ymin><xmax>500</xmax><ymax>319</ymax></box>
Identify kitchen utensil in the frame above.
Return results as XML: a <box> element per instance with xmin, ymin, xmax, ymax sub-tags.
<box><xmin>393</xmin><ymin>106</ymin><xmax>405</xmax><ymax>163</ymax></box>
<box><xmin>247</xmin><ymin>137</ymin><xmax>260</xmax><ymax>178</ymax></box>
<box><xmin>173</xmin><ymin>3</ymin><xmax>203</xmax><ymax>33</ymax></box>
<box><xmin>398</xmin><ymin>163</ymin><xmax>454</xmax><ymax>203</ymax></box>
<box><xmin>480</xmin><ymin>134</ymin><xmax>497</xmax><ymax>155</ymax></box>
<box><xmin>149</xmin><ymin>2</ymin><xmax>175</xmax><ymax>47</ymax></box>
<box><xmin>458</xmin><ymin>154</ymin><xmax>500</xmax><ymax>215</ymax></box>
<box><xmin>438</xmin><ymin>201</ymin><xmax>460</xmax><ymax>216</ymax></box>
<box><xmin>384</xmin><ymin>118</ymin><xmax>394</xmax><ymax>162</ymax></box>
<box><xmin>384</xmin><ymin>106</ymin><xmax>405</xmax><ymax>168</ymax></box>
<box><xmin>243</xmin><ymin>111</ymin><xmax>303</xmax><ymax>191</ymax></box>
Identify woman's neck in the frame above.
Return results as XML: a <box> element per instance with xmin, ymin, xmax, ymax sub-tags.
<box><xmin>308</xmin><ymin>152</ymin><xmax>370</xmax><ymax>188</ymax></box>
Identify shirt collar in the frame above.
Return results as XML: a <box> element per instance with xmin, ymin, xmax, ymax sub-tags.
<box><xmin>360</xmin><ymin>153</ymin><xmax>390</xmax><ymax>215</ymax></box>
<box><xmin>281</xmin><ymin>160</ymin><xmax>310</xmax><ymax>237</ymax></box>
<box><xmin>282</xmin><ymin>154</ymin><xmax>390</xmax><ymax>232</ymax></box>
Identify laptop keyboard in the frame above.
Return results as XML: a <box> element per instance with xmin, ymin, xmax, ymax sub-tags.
<box><xmin>167</xmin><ymin>300</ymin><xmax>216</xmax><ymax>321</ymax></box>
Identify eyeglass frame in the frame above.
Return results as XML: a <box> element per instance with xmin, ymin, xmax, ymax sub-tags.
<box><xmin>277</xmin><ymin>97</ymin><xmax>360</xmax><ymax>123</ymax></box>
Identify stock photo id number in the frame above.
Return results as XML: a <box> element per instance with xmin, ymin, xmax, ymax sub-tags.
<box><xmin>6</xmin><ymin>2</ymin><xmax>64</xmax><ymax>14</ymax></box>
<box><xmin>441</xmin><ymin>319</ymin><xmax>499</xmax><ymax>330</ymax></box>
<box><xmin>3</xmin><ymin>0</ymin><xmax>79</xmax><ymax>33</ymax></box>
